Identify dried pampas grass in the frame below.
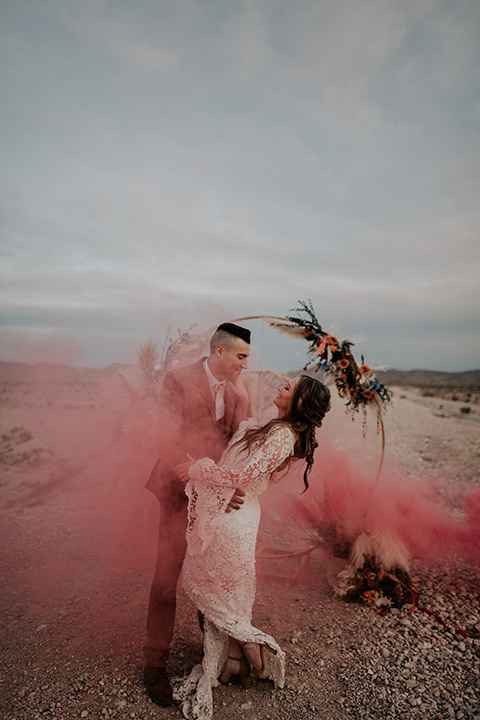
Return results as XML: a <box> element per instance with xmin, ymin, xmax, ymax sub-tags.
<box><xmin>349</xmin><ymin>530</ymin><xmax>410</xmax><ymax>572</ymax></box>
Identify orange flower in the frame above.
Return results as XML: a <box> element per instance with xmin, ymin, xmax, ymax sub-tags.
<box><xmin>360</xmin><ymin>364</ymin><xmax>371</xmax><ymax>374</ymax></box>
<box><xmin>326</xmin><ymin>335</ymin><xmax>338</xmax><ymax>345</ymax></box>
<box><xmin>362</xmin><ymin>390</ymin><xmax>374</xmax><ymax>400</ymax></box>
<box><xmin>338</xmin><ymin>358</ymin><xmax>350</xmax><ymax>369</ymax></box>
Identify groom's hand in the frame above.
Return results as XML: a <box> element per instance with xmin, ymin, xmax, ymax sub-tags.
<box><xmin>175</xmin><ymin>453</ymin><xmax>195</xmax><ymax>483</ymax></box>
<box><xmin>225</xmin><ymin>488</ymin><xmax>245</xmax><ymax>512</ymax></box>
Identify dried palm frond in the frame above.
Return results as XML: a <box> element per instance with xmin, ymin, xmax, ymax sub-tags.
<box><xmin>349</xmin><ymin>531</ymin><xmax>410</xmax><ymax>572</ymax></box>
<box><xmin>268</xmin><ymin>319</ymin><xmax>308</xmax><ymax>339</ymax></box>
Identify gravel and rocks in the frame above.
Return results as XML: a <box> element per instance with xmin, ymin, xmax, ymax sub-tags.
<box><xmin>1</xmin><ymin>370</ymin><xmax>479</xmax><ymax>719</ymax></box>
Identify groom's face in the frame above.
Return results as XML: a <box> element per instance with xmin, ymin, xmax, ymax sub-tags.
<box><xmin>216</xmin><ymin>338</ymin><xmax>250</xmax><ymax>381</ymax></box>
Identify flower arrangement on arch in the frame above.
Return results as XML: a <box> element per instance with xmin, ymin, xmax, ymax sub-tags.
<box><xmin>271</xmin><ymin>300</ymin><xmax>393</xmax><ymax>418</ymax></box>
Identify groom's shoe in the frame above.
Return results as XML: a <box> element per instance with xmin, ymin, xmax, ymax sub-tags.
<box><xmin>144</xmin><ymin>666</ymin><xmax>173</xmax><ymax>706</ymax></box>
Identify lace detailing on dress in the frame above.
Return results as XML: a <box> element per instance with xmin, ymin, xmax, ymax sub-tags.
<box><xmin>175</xmin><ymin>422</ymin><xmax>294</xmax><ymax>719</ymax></box>
<box><xmin>189</xmin><ymin>422</ymin><xmax>294</xmax><ymax>492</ymax></box>
<box><xmin>185</xmin><ymin>481</ymin><xmax>233</xmax><ymax>553</ymax></box>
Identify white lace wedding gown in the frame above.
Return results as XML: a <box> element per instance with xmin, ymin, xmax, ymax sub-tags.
<box><xmin>174</xmin><ymin>420</ymin><xmax>295</xmax><ymax>720</ymax></box>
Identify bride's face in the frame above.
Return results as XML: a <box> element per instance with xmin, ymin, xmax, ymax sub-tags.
<box><xmin>273</xmin><ymin>377</ymin><xmax>298</xmax><ymax>414</ymax></box>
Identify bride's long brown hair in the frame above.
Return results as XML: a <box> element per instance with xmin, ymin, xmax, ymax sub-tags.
<box><xmin>233</xmin><ymin>375</ymin><xmax>331</xmax><ymax>491</ymax></box>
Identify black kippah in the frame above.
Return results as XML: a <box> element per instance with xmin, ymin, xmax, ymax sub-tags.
<box><xmin>217</xmin><ymin>322</ymin><xmax>251</xmax><ymax>344</ymax></box>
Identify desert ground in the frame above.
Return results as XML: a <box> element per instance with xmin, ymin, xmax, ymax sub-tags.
<box><xmin>0</xmin><ymin>363</ymin><xmax>479</xmax><ymax>720</ymax></box>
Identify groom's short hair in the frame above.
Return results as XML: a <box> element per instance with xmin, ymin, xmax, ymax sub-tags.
<box><xmin>210</xmin><ymin>323</ymin><xmax>251</xmax><ymax>353</ymax></box>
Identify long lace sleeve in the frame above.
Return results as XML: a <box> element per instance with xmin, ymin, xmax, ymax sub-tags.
<box><xmin>188</xmin><ymin>425</ymin><xmax>294</xmax><ymax>492</ymax></box>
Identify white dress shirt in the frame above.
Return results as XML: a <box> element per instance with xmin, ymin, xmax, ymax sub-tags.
<box><xmin>203</xmin><ymin>359</ymin><xmax>226</xmax><ymax>420</ymax></box>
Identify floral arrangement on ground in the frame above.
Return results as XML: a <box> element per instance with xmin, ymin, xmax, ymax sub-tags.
<box><xmin>335</xmin><ymin>555</ymin><xmax>419</xmax><ymax>615</ymax></box>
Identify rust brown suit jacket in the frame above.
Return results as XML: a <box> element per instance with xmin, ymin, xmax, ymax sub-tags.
<box><xmin>145</xmin><ymin>358</ymin><xmax>251</xmax><ymax>511</ymax></box>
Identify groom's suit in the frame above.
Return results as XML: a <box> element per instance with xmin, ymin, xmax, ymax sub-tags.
<box><xmin>144</xmin><ymin>357</ymin><xmax>250</xmax><ymax>667</ymax></box>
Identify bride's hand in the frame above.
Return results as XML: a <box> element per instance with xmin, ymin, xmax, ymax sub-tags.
<box><xmin>175</xmin><ymin>453</ymin><xmax>195</xmax><ymax>483</ymax></box>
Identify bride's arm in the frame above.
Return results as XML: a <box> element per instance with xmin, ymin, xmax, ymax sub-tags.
<box><xmin>186</xmin><ymin>425</ymin><xmax>295</xmax><ymax>491</ymax></box>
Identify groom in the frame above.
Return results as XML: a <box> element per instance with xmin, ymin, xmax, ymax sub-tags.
<box><xmin>143</xmin><ymin>322</ymin><xmax>252</xmax><ymax>706</ymax></box>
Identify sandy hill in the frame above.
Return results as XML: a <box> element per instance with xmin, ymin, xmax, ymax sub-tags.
<box><xmin>382</xmin><ymin>368</ymin><xmax>480</xmax><ymax>387</ymax></box>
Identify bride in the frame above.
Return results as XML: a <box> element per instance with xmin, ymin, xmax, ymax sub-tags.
<box><xmin>174</xmin><ymin>374</ymin><xmax>331</xmax><ymax>719</ymax></box>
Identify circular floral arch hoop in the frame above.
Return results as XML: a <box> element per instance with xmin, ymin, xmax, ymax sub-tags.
<box><xmin>228</xmin><ymin>301</ymin><xmax>392</xmax><ymax>484</ymax></box>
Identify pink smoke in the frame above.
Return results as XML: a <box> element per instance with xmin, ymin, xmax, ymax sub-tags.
<box><xmin>270</xmin><ymin>440</ymin><xmax>480</xmax><ymax>567</ymax></box>
<box><xmin>1</xmin><ymin>356</ymin><xmax>479</xmax><ymax>664</ymax></box>
<box><xmin>0</xmin><ymin>328</ymin><xmax>85</xmax><ymax>366</ymax></box>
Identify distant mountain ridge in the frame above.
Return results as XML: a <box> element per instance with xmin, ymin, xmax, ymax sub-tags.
<box><xmin>0</xmin><ymin>362</ymin><xmax>479</xmax><ymax>388</ymax></box>
<box><xmin>381</xmin><ymin>368</ymin><xmax>480</xmax><ymax>387</ymax></box>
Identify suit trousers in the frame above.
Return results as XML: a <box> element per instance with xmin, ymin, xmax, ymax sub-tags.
<box><xmin>143</xmin><ymin>499</ymin><xmax>188</xmax><ymax>667</ymax></box>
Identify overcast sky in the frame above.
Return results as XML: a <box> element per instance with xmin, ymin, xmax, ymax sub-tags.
<box><xmin>1</xmin><ymin>0</ymin><xmax>479</xmax><ymax>372</ymax></box>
